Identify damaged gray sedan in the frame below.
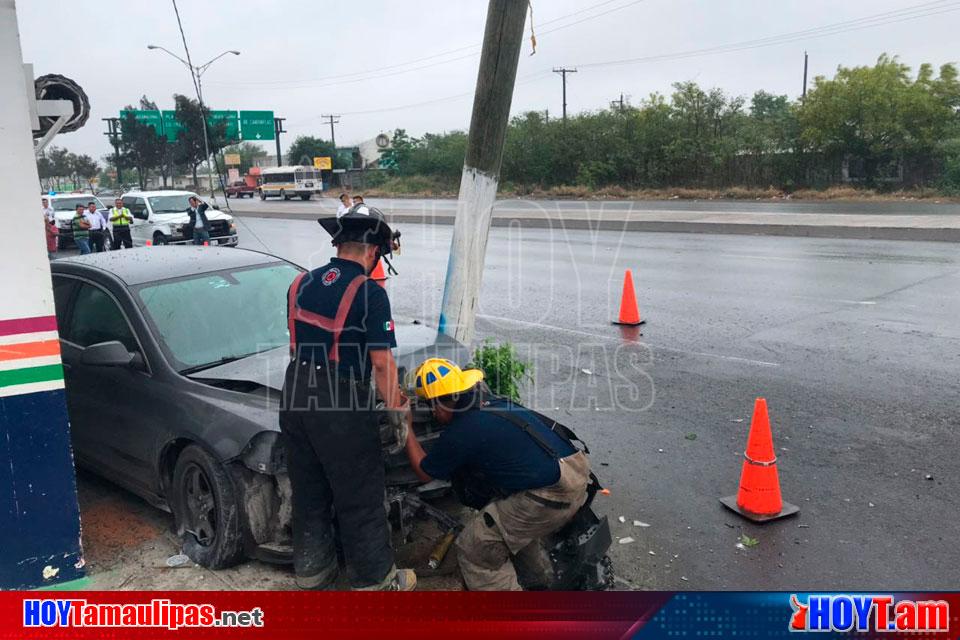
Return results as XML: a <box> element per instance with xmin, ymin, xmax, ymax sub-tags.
<box><xmin>52</xmin><ymin>247</ymin><xmax>464</xmax><ymax>568</ymax></box>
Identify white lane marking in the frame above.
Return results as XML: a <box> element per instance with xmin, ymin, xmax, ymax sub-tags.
<box><xmin>476</xmin><ymin>314</ymin><xmax>780</xmax><ymax>367</ymax></box>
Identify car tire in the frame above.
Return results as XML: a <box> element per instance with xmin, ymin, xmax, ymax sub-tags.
<box><xmin>300</xmin><ymin>194</ymin><xmax>311</xmax><ymax>201</ymax></box>
<box><xmin>171</xmin><ymin>445</ymin><xmax>244</xmax><ymax>569</ymax></box>
<box><xmin>153</xmin><ymin>231</ymin><xmax>168</xmax><ymax>246</ymax></box>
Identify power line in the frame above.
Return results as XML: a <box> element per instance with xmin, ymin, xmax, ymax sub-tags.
<box><xmin>207</xmin><ymin>0</ymin><xmax>649</xmax><ymax>89</ymax></box>
<box><xmin>576</xmin><ymin>0</ymin><xmax>960</xmax><ymax>70</ymax></box>
<box><xmin>289</xmin><ymin>0</ymin><xmax>959</xmax><ymax>121</ymax></box>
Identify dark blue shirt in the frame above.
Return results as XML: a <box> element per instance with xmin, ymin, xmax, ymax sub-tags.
<box><xmin>421</xmin><ymin>398</ymin><xmax>577</xmax><ymax>493</ymax></box>
<box><xmin>290</xmin><ymin>257</ymin><xmax>396</xmax><ymax>381</ymax></box>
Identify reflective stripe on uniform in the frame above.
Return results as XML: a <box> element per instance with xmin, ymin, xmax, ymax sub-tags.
<box><xmin>287</xmin><ymin>271</ymin><xmax>370</xmax><ymax>362</ymax></box>
<box><xmin>110</xmin><ymin>207</ymin><xmax>132</xmax><ymax>226</ymax></box>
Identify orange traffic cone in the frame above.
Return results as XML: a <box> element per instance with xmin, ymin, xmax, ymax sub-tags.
<box><xmin>720</xmin><ymin>398</ymin><xmax>799</xmax><ymax>522</ymax></box>
<box><xmin>612</xmin><ymin>269</ymin><xmax>645</xmax><ymax>326</ymax></box>
<box><xmin>145</xmin><ymin>239</ymin><xmax>152</xmax><ymax>247</ymax></box>
<box><xmin>370</xmin><ymin>259</ymin><xmax>387</xmax><ymax>288</ymax></box>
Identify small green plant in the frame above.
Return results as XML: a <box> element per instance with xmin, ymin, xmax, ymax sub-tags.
<box><xmin>471</xmin><ymin>340</ymin><xmax>532</xmax><ymax>403</ymax></box>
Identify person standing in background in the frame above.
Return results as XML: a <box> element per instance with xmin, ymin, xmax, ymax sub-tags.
<box><xmin>71</xmin><ymin>204</ymin><xmax>91</xmax><ymax>255</ymax></box>
<box><xmin>44</xmin><ymin>210</ymin><xmax>58</xmax><ymax>260</ymax></box>
<box><xmin>109</xmin><ymin>198</ymin><xmax>134</xmax><ymax>250</ymax></box>
<box><xmin>41</xmin><ymin>197</ymin><xmax>55</xmax><ymax>224</ymax></box>
<box><xmin>336</xmin><ymin>193</ymin><xmax>353</xmax><ymax>218</ymax></box>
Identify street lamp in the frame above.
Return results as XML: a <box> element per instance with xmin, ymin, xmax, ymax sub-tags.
<box><xmin>147</xmin><ymin>45</ymin><xmax>240</xmax><ymax>202</ymax></box>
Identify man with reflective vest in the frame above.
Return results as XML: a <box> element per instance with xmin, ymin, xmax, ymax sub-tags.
<box><xmin>109</xmin><ymin>198</ymin><xmax>134</xmax><ymax>250</ymax></box>
<box><xmin>405</xmin><ymin>359</ymin><xmax>593</xmax><ymax>591</ymax></box>
<box><xmin>279</xmin><ymin>203</ymin><xmax>415</xmax><ymax>591</ymax></box>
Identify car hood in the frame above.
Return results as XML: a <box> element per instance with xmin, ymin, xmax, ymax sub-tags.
<box><xmin>154</xmin><ymin>209</ymin><xmax>233</xmax><ymax>224</ymax></box>
<box><xmin>187</xmin><ymin>322</ymin><xmax>469</xmax><ymax>392</ymax></box>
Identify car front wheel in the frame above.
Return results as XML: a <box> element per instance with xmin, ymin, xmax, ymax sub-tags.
<box><xmin>171</xmin><ymin>445</ymin><xmax>243</xmax><ymax>569</ymax></box>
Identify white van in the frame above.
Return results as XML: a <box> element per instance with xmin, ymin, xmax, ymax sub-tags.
<box><xmin>119</xmin><ymin>191</ymin><xmax>238</xmax><ymax>247</ymax></box>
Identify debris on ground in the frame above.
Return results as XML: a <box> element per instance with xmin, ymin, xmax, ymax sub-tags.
<box><xmin>684</xmin><ymin>433</ymin><xmax>697</xmax><ymax>441</ymax></box>
<box><xmin>732</xmin><ymin>418</ymin><xmax>744</xmax><ymax>423</ymax></box>
<box><xmin>657</xmin><ymin>448</ymin><xmax>665</xmax><ymax>453</ymax></box>
<box><xmin>737</xmin><ymin>534</ymin><xmax>759</xmax><ymax>549</ymax></box>
<box><xmin>868</xmin><ymin>502</ymin><xmax>875</xmax><ymax>508</ymax></box>
<box><xmin>165</xmin><ymin>553</ymin><xmax>191</xmax><ymax>568</ymax></box>
<box><xmin>633</xmin><ymin>520</ymin><xmax>650</xmax><ymax>527</ymax></box>
<box><xmin>618</xmin><ymin>516</ymin><xmax>626</xmax><ymax>523</ymax></box>
<box><xmin>925</xmin><ymin>474</ymin><xmax>934</xmax><ymax>480</ymax></box>
<box><xmin>580</xmin><ymin>368</ymin><xmax>593</xmax><ymax>375</ymax></box>
<box><xmin>648</xmin><ymin>550</ymin><xmax>656</xmax><ymax>556</ymax></box>
<box><xmin>618</xmin><ymin>537</ymin><xmax>635</xmax><ymax>545</ymax></box>
<box><xmin>798</xmin><ymin>524</ymin><xmax>810</xmax><ymax>528</ymax></box>
<box><xmin>680</xmin><ymin>576</ymin><xmax>689</xmax><ymax>582</ymax></box>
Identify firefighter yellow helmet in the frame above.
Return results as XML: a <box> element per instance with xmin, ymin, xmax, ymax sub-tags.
<box><xmin>413</xmin><ymin>358</ymin><xmax>484</xmax><ymax>400</ymax></box>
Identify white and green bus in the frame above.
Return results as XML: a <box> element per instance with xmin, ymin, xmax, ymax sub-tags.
<box><xmin>257</xmin><ymin>166</ymin><xmax>323</xmax><ymax>201</ymax></box>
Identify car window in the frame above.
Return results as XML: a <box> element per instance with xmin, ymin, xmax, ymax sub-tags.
<box><xmin>127</xmin><ymin>198</ymin><xmax>147</xmax><ymax>220</ymax></box>
<box><xmin>148</xmin><ymin>194</ymin><xmax>195</xmax><ymax>214</ymax></box>
<box><xmin>52</xmin><ymin>276</ymin><xmax>78</xmax><ymax>337</ymax></box>
<box><xmin>137</xmin><ymin>263</ymin><xmax>299</xmax><ymax>371</ymax></box>
<box><xmin>68</xmin><ymin>284</ymin><xmax>139</xmax><ymax>353</ymax></box>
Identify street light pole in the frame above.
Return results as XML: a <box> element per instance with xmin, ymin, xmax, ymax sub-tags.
<box><xmin>147</xmin><ymin>45</ymin><xmax>239</xmax><ymax>202</ymax></box>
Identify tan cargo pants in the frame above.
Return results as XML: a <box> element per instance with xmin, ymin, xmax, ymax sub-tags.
<box><xmin>454</xmin><ymin>451</ymin><xmax>590</xmax><ymax>591</ymax></box>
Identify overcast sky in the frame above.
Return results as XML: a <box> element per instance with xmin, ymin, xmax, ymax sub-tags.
<box><xmin>17</xmin><ymin>0</ymin><xmax>960</xmax><ymax>161</ymax></box>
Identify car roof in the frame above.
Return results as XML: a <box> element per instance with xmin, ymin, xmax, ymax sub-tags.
<box><xmin>51</xmin><ymin>247</ymin><xmax>293</xmax><ymax>286</ymax></box>
<box><xmin>50</xmin><ymin>193</ymin><xmax>99</xmax><ymax>199</ymax></box>
<box><xmin>122</xmin><ymin>190</ymin><xmax>198</xmax><ymax>198</ymax></box>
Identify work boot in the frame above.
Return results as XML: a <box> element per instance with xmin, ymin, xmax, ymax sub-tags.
<box><xmin>295</xmin><ymin>562</ymin><xmax>339</xmax><ymax>590</ymax></box>
<box><xmin>353</xmin><ymin>566</ymin><xmax>417</xmax><ymax>591</ymax></box>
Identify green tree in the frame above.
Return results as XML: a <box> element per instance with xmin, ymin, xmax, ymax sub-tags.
<box><xmin>222</xmin><ymin>142</ymin><xmax>268</xmax><ymax>174</ymax></box>
<box><xmin>119</xmin><ymin>108</ymin><xmax>164</xmax><ymax>189</ymax></box>
<box><xmin>171</xmin><ymin>94</ymin><xmax>229</xmax><ymax>189</ymax></box>
<box><xmin>69</xmin><ymin>154</ymin><xmax>99</xmax><ymax>190</ymax></box>
<box><xmin>799</xmin><ymin>55</ymin><xmax>960</xmax><ymax>185</ymax></box>
<box><xmin>286</xmin><ymin>135</ymin><xmax>337</xmax><ymax>167</ymax></box>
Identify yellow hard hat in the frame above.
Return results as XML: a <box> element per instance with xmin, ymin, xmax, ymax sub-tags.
<box><xmin>414</xmin><ymin>358</ymin><xmax>484</xmax><ymax>400</ymax></box>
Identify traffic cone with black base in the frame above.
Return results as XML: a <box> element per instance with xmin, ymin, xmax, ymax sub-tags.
<box><xmin>720</xmin><ymin>397</ymin><xmax>799</xmax><ymax>523</ymax></box>
<box><xmin>370</xmin><ymin>259</ymin><xmax>387</xmax><ymax>288</ymax></box>
<box><xmin>613</xmin><ymin>269</ymin><xmax>645</xmax><ymax>326</ymax></box>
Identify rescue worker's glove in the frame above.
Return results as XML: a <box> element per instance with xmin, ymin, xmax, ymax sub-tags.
<box><xmin>385</xmin><ymin>394</ymin><xmax>411</xmax><ymax>455</ymax></box>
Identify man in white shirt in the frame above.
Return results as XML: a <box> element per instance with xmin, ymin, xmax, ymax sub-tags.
<box><xmin>41</xmin><ymin>197</ymin><xmax>55</xmax><ymax>223</ymax></box>
<box><xmin>336</xmin><ymin>193</ymin><xmax>353</xmax><ymax>218</ymax></box>
<box><xmin>86</xmin><ymin>202</ymin><xmax>109</xmax><ymax>252</ymax></box>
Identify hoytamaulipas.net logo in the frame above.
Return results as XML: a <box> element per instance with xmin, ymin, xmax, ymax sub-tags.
<box><xmin>23</xmin><ymin>598</ymin><xmax>264</xmax><ymax>630</ymax></box>
<box><xmin>789</xmin><ymin>594</ymin><xmax>949</xmax><ymax>633</ymax></box>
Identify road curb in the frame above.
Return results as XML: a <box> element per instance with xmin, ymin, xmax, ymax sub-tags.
<box><xmin>229</xmin><ymin>209</ymin><xmax>960</xmax><ymax>243</ymax></box>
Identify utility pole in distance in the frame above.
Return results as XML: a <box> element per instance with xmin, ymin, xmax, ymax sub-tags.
<box><xmin>552</xmin><ymin>67</ymin><xmax>577</xmax><ymax>121</ymax></box>
<box><xmin>102</xmin><ymin>117</ymin><xmax>122</xmax><ymax>185</ymax></box>
<box><xmin>802</xmin><ymin>51</ymin><xmax>809</xmax><ymax>100</ymax></box>
<box><xmin>439</xmin><ymin>0</ymin><xmax>527</xmax><ymax>344</ymax></box>
<box><xmin>322</xmin><ymin>114</ymin><xmax>340</xmax><ymax>149</ymax></box>
<box><xmin>274</xmin><ymin>117</ymin><xmax>286</xmax><ymax>165</ymax></box>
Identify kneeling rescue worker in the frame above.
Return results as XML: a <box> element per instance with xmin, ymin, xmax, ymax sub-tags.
<box><xmin>405</xmin><ymin>359</ymin><xmax>593</xmax><ymax>591</ymax></box>
<box><xmin>280</xmin><ymin>204</ymin><xmax>415</xmax><ymax>590</ymax></box>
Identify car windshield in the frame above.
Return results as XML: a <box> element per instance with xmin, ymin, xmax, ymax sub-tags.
<box><xmin>52</xmin><ymin>196</ymin><xmax>103</xmax><ymax>211</ymax></box>
<box><xmin>136</xmin><ymin>262</ymin><xmax>300</xmax><ymax>373</ymax></box>
<box><xmin>148</xmin><ymin>194</ymin><xmax>200</xmax><ymax>214</ymax></box>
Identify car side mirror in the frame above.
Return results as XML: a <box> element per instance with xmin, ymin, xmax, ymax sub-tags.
<box><xmin>81</xmin><ymin>341</ymin><xmax>142</xmax><ymax>369</ymax></box>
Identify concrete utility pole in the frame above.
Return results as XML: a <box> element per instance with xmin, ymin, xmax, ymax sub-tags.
<box><xmin>274</xmin><ymin>116</ymin><xmax>286</xmax><ymax>165</ymax></box>
<box><xmin>439</xmin><ymin>0</ymin><xmax>527</xmax><ymax>344</ymax></box>
<box><xmin>1</xmin><ymin>0</ymin><xmax>84</xmax><ymax>589</ymax></box>
<box><xmin>802</xmin><ymin>51</ymin><xmax>809</xmax><ymax>100</ymax></box>
<box><xmin>553</xmin><ymin>67</ymin><xmax>577</xmax><ymax>121</ymax></box>
<box><xmin>322</xmin><ymin>114</ymin><xmax>340</xmax><ymax>149</ymax></box>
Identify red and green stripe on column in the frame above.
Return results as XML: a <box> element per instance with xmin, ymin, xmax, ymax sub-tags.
<box><xmin>0</xmin><ymin>315</ymin><xmax>64</xmax><ymax>397</ymax></box>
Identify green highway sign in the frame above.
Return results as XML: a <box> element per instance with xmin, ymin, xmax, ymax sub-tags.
<box><xmin>120</xmin><ymin>110</ymin><xmax>162</xmax><ymax>134</ymax></box>
<box><xmin>161</xmin><ymin>111</ymin><xmax>182</xmax><ymax>142</ymax></box>
<box><xmin>208</xmin><ymin>110</ymin><xmax>240</xmax><ymax>142</ymax></box>
<box><xmin>121</xmin><ymin>108</ymin><xmax>274</xmax><ymax>144</ymax></box>
<box><xmin>239</xmin><ymin>110</ymin><xmax>275</xmax><ymax>141</ymax></box>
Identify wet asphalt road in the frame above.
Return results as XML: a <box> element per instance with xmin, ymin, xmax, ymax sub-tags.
<box><xmin>227</xmin><ymin>195</ymin><xmax>960</xmax><ymax>217</ymax></box>
<box><xmin>232</xmin><ymin>215</ymin><xmax>960</xmax><ymax>590</ymax></box>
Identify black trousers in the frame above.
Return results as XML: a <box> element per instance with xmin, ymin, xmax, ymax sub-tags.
<box><xmin>279</xmin><ymin>360</ymin><xmax>393</xmax><ymax>588</ymax></box>
<box><xmin>111</xmin><ymin>226</ymin><xmax>132</xmax><ymax>249</ymax></box>
<box><xmin>90</xmin><ymin>229</ymin><xmax>106</xmax><ymax>252</ymax></box>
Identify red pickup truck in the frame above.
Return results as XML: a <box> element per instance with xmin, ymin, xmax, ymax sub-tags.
<box><xmin>225</xmin><ymin>181</ymin><xmax>257</xmax><ymax>198</ymax></box>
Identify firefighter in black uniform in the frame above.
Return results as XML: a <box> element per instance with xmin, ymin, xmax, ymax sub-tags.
<box><xmin>280</xmin><ymin>204</ymin><xmax>415</xmax><ymax>590</ymax></box>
